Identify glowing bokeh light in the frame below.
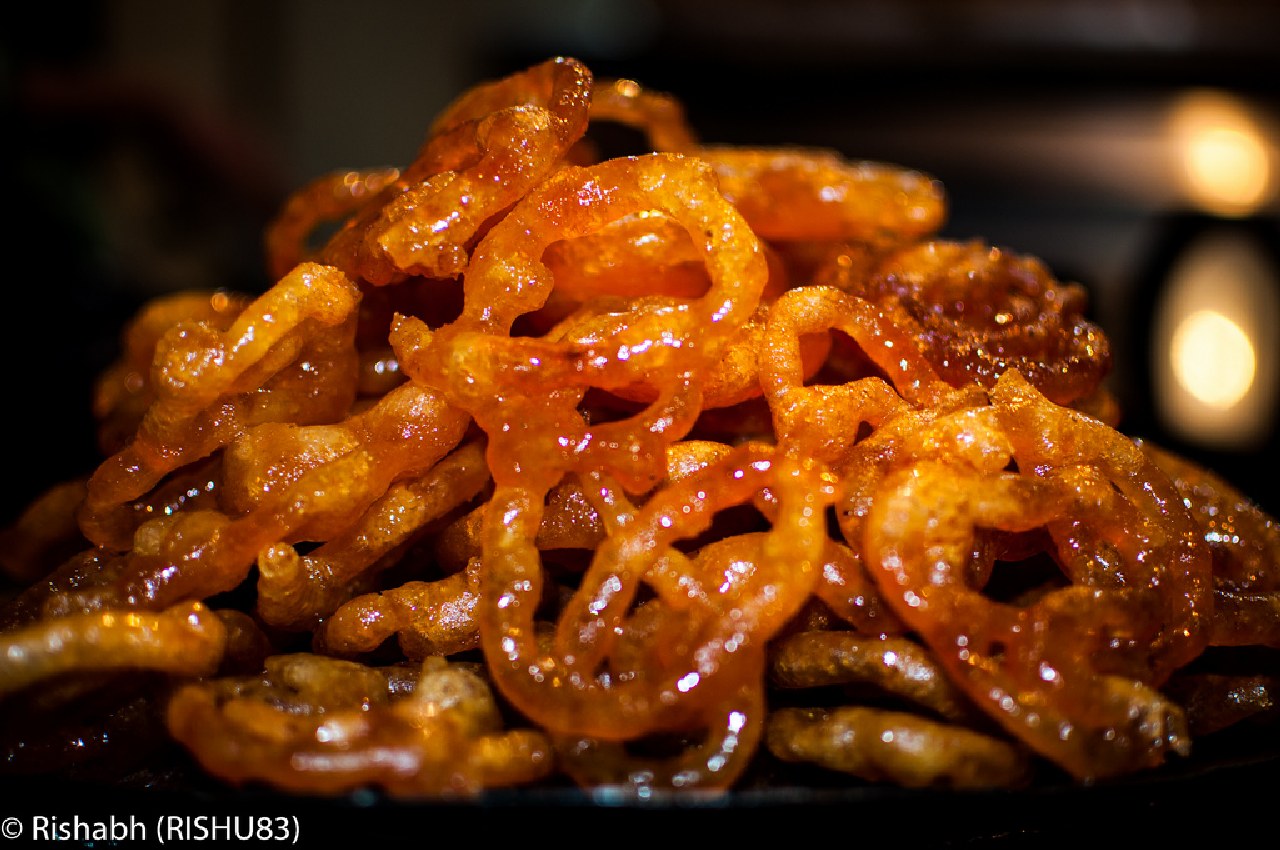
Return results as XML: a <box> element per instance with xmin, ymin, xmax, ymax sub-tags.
<box><xmin>1167</xmin><ymin>90</ymin><xmax>1275</xmax><ymax>217</ymax></box>
<box><xmin>1170</xmin><ymin>309</ymin><xmax>1256</xmax><ymax>409</ymax></box>
<box><xmin>1152</xmin><ymin>228</ymin><xmax>1279</xmax><ymax>449</ymax></box>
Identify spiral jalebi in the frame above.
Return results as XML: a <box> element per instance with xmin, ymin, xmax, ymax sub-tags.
<box><xmin>2</xmin><ymin>57</ymin><xmax>1276</xmax><ymax>798</ymax></box>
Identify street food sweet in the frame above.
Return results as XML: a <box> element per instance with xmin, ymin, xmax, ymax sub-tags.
<box><xmin>2</xmin><ymin>56</ymin><xmax>1276</xmax><ymax>799</ymax></box>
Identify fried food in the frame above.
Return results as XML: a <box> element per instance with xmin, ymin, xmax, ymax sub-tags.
<box><xmin>2</xmin><ymin>56</ymin><xmax>1277</xmax><ymax>800</ymax></box>
<box><xmin>1140</xmin><ymin>439</ymin><xmax>1280</xmax><ymax>648</ymax></box>
<box><xmin>0</xmin><ymin>602</ymin><xmax>227</xmax><ymax>698</ymax></box>
<box><xmin>765</xmin><ymin>706</ymin><xmax>1031</xmax><ymax>789</ymax></box>
<box><xmin>166</xmin><ymin>655</ymin><xmax>552</xmax><ymax>796</ymax></box>
<box><xmin>320</xmin><ymin>56</ymin><xmax>593</xmax><ymax>285</ymax></box>
<box><xmin>817</xmin><ymin>239</ymin><xmax>1112</xmax><ymax>405</ymax></box>
<box><xmin>862</xmin><ymin>372</ymin><xmax>1208</xmax><ymax>779</ymax></box>
<box><xmin>769</xmin><ymin>630</ymin><xmax>971</xmax><ymax>722</ymax></box>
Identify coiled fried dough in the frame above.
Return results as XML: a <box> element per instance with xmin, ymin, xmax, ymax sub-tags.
<box><xmin>2</xmin><ymin>56</ymin><xmax>1277</xmax><ymax>800</ymax></box>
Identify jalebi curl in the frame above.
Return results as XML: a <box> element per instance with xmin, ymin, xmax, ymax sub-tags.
<box><xmin>92</xmin><ymin>290</ymin><xmax>251</xmax><ymax>455</ymax></box>
<box><xmin>700</xmin><ymin>147</ymin><xmax>945</xmax><ymax>245</ymax></box>
<box><xmin>166</xmin><ymin>655</ymin><xmax>553</xmax><ymax>796</ymax></box>
<box><xmin>587</xmin><ymin>77</ymin><xmax>699</xmax><ymax>154</ymax></box>
<box><xmin>256</xmin><ymin>438</ymin><xmax>490</xmax><ymax>631</ymax></box>
<box><xmin>264</xmin><ymin>167</ymin><xmax>401</xmax><ymax>281</ymax></box>
<box><xmin>820</xmin><ymin>240</ymin><xmax>1112</xmax><ymax>405</ymax></box>
<box><xmin>861</xmin><ymin>371</ymin><xmax>1211</xmax><ymax>780</ymax></box>
<box><xmin>395</xmin><ymin>152</ymin><xmax>768</xmax><ymax>494</ymax></box>
<box><xmin>79</xmin><ymin>263</ymin><xmax>361</xmax><ymax>550</ymax></box>
<box><xmin>4</xmin><ymin>55</ymin><xmax>1278</xmax><ymax>802</ymax></box>
<box><xmin>1141</xmin><ymin>440</ymin><xmax>1280</xmax><ymax>648</ymax></box>
<box><xmin>464</xmin><ymin>439</ymin><xmax>829</xmax><ymax>797</ymax></box>
<box><xmin>321</xmin><ymin>57</ymin><xmax>593</xmax><ymax>284</ymax></box>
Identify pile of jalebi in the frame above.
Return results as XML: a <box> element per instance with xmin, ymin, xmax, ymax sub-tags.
<box><xmin>3</xmin><ymin>57</ymin><xmax>1279</xmax><ymax>797</ymax></box>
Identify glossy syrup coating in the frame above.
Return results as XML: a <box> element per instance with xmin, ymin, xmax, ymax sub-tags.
<box><xmin>587</xmin><ymin>77</ymin><xmax>700</xmax><ymax>153</ymax></box>
<box><xmin>860</xmin><ymin>372</ymin><xmax>1210</xmax><ymax>780</ymax></box>
<box><xmin>394</xmin><ymin>152</ymin><xmax>768</xmax><ymax>498</ymax></box>
<box><xmin>759</xmin><ymin>284</ymin><xmax>955</xmax><ymax>458</ymax></box>
<box><xmin>50</xmin><ymin>381</ymin><xmax>470</xmax><ymax>621</ymax></box>
<box><xmin>3</xmin><ymin>56</ymin><xmax>1280</xmax><ymax>798</ymax></box>
<box><xmin>701</xmin><ymin>147</ymin><xmax>946</xmax><ymax>245</ymax></box>
<box><xmin>0</xmin><ymin>601</ymin><xmax>227</xmax><ymax>697</ymax></box>
<box><xmin>320</xmin><ymin>566</ymin><xmax>480</xmax><ymax>659</ymax></box>
<box><xmin>79</xmin><ymin>263</ymin><xmax>362</xmax><ymax>550</ymax></box>
<box><xmin>810</xmin><ymin>540</ymin><xmax>908</xmax><ymax>636</ymax></box>
<box><xmin>1163</xmin><ymin>672</ymin><xmax>1280</xmax><ymax>736</ymax></box>
<box><xmin>549</xmin><ymin>298</ymin><xmax>828</xmax><ymax>411</ymax></box>
<box><xmin>320</xmin><ymin>57</ymin><xmax>593</xmax><ymax>285</ymax></box>
<box><xmin>544</xmin><ymin>212</ymin><xmax>716</xmax><ymax>301</ymax></box>
<box><xmin>1140</xmin><ymin>439</ymin><xmax>1280</xmax><ymax>648</ymax></box>
<box><xmin>532</xmin><ymin>213</ymin><xmax>791</xmax><ymax>336</ymax></box>
<box><xmin>429</xmin><ymin>440</ymin><xmax>737</xmax><ymax>576</ymax></box>
<box><xmin>474</xmin><ymin>445</ymin><xmax>827</xmax><ymax>749</ymax></box>
<box><xmin>264</xmin><ymin>167</ymin><xmax>401</xmax><ymax>280</ymax></box>
<box><xmin>552</xmin><ymin>672</ymin><xmax>765</xmax><ymax>794</ymax></box>
<box><xmin>992</xmin><ymin>374</ymin><xmax>1212</xmax><ymax>679</ymax></box>
<box><xmin>255</xmin><ymin>438</ymin><xmax>490</xmax><ymax>631</ymax></box>
<box><xmin>820</xmin><ymin>240</ymin><xmax>1112</xmax><ymax>405</ymax></box>
<box><xmin>166</xmin><ymin>655</ymin><xmax>552</xmax><ymax>796</ymax></box>
<box><xmin>93</xmin><ymin>290</ymin><xmax>251</xmax><ymax>455</ymax></box>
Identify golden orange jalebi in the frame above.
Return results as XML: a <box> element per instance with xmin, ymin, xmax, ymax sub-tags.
<box><xmin>2</xmin><ymin>57</ymin><xmax>1277</xmax><ymax>800</ymax></box>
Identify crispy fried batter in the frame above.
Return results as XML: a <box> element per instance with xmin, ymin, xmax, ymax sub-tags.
<box><xmin>1</xmin><ymin>56</ymin><xmax>1276</xmax><ymax>799</ymax></box>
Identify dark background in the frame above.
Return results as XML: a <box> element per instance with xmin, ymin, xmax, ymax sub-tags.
<box><xmin>3</xmin><ymin>0</ymin><xmax>1279</xmax><ymax>519</ymax></box>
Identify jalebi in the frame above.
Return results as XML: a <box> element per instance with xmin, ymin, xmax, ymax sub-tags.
<box><xmin>2</xmin><ymin>56</ymin><xmax>1276</xmax><ymax>801</ymax></box>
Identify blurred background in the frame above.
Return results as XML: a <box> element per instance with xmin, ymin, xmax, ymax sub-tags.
<box><xmin>3</xmin><ymin>0</ymin><xmax>1278</xmax><ymax>519</ymax></box>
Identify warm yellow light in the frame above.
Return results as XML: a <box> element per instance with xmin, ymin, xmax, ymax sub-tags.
<box><xmin>1185</xmin><ymin>127</ymin><xmax>1269</xmax><ymax>212</ymax></box>
<box><xmin>1168</xmin><ymin>90</ymin><xmax>1275</xmax><ymax>217</ymax></box>
<box><xmin>1170</xmin><ymin>309</ymin><xmax>1256</xmax><ymax>409</ymax></box>
<box><xmin>1152</xmin><ymin>228</ymin><xmax>1280</xmax><ymax>450</ymax></box>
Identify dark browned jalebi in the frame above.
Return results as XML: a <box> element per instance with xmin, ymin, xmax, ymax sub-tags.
<box><xmin>1</xmin><ymin>56</ymin><xmax>1276</xmax><ymax>798</ymax></box>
